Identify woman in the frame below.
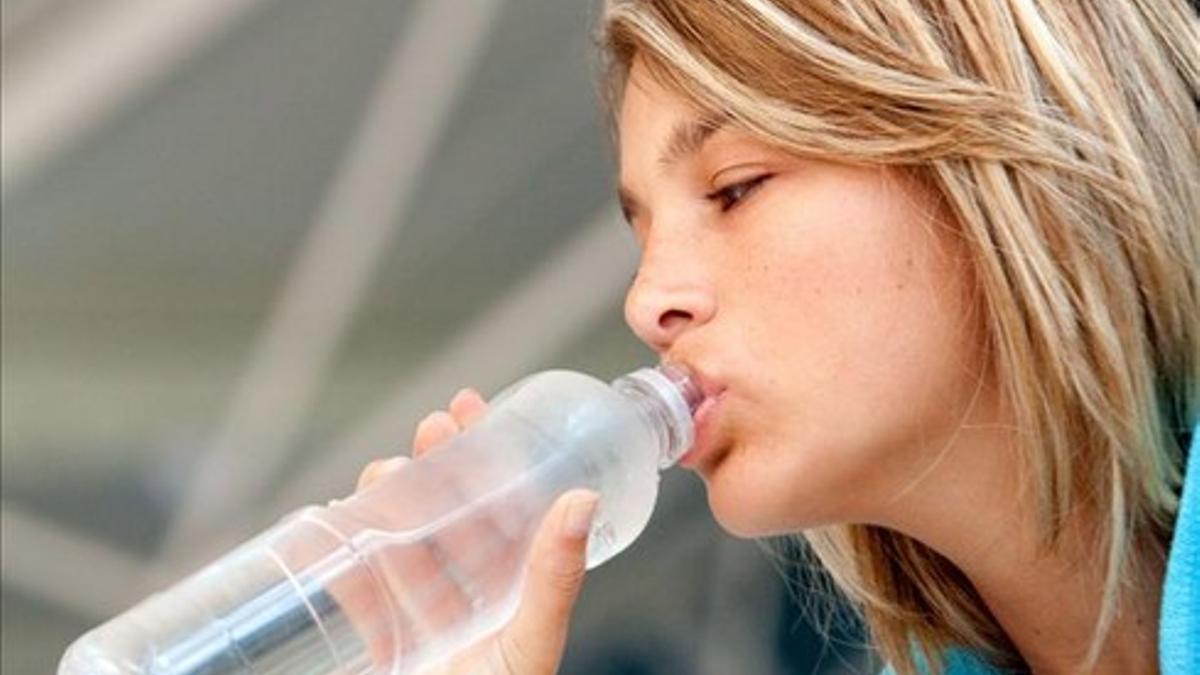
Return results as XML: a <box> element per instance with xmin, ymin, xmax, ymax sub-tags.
<box><xmin>360</xmin><ymin>1</ymin><xmax>1198</xmax><ymax>672</ymax></box>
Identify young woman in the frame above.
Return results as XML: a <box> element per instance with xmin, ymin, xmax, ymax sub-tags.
<box><xmin>359</xmin><ymin>1</ymin><xmax>1198</xmax><ymax>672</ymax></box>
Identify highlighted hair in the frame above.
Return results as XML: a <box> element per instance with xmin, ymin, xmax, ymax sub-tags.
<box><xmin>598</xmin><ymin>1</ymin><xmax>1199</xmax><ymax>671</ymax></box>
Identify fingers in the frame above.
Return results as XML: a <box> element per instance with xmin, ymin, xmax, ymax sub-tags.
<box><xmin>414</xmin><ymin>388</ymin><xmax>489</xmax><ymax>458</ymax></box>
<box><xmin>413</xmin><ymin>411</ymin><xmax>459</xmax><ymax>457</ymax></box>
<box><xmin>494</xmin><ymin>489</ymin><xmax>598</xmax><ymax>675</ymax></box>
<box><xmin>448</xmin><ymin>387</ymin><xmax>488</xmax><ymax>428</ymax></box>
<box><xmin>356</xmin><ymin>456</ymin><xmax>409</xmax><ymax>491</ymax></box>
<box><xmin>356</xmin><ymin>386</ymin><xmax>489</xmax><ymax>490</ymax></box>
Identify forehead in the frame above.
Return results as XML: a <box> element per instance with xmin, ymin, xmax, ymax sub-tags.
<box><xmin>617</xmin><ymin>62</ymin><xmax>708</xmax><ymax>154</ymax></box>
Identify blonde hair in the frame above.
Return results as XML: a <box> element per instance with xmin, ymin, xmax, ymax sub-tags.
<box><xmin>597</xmin><ymin>1</ymin><xmax>1200</xmax><ymax>672</ymax></box>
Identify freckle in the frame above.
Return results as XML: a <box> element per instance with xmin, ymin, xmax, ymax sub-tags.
<box><xmin>896</xmin><ymin>283</ymin><xmax>904</xmax><ymax>291</ymax></box>
<box><xmin>855</xmin><ymin>286</ymin><xmax>862</xmax><ymax>295</ymax></box>
<box><xmin>906</xmin><ymin>257</ymin><xmax>913</xmax><ymax>268</ymax></box>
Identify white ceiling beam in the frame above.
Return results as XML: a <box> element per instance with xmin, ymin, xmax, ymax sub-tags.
<box><xmin>1</xmin><ymin>0</ymin><xmax>272</xmax><ymax>194</ymax></box>
<box><xmin>158</xmin><ymin>0</ymin><xmax>505</xmax><ymax>561</ymax></box>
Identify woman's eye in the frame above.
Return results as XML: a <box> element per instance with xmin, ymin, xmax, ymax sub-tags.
<box><xmin>706</xmin><ymin>174</ymin><xmax>772</xmax><ymax>212</ymax></box>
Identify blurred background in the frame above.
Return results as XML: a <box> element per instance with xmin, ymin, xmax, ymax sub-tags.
<box><xmin>1</xmin><ymin>0</ymin><xmax>870</xmax><ymax>671</ymax></box>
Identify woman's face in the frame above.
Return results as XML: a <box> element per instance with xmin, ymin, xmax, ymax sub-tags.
<box><xmin>619</xmin><ymin>62</ymin><xmax>993</xmax><ymax>537</ymax></box>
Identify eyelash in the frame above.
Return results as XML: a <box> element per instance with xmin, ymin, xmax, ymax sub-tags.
<box><xmin>706</xmin><ymin>174</ymin><xmax>772</xmax><ymax>212</ymax></box>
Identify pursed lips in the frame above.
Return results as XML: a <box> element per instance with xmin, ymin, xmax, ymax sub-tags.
<box><xmin>669</xmin><ymin>361</ymin><xmax>727</xmax><ymax>468</ymax></box>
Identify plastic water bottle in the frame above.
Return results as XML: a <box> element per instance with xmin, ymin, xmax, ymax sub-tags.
<box><xmin>59</xmin><ymin>363</ymin><xmax>702</xmax><ymax>675</ymax></box>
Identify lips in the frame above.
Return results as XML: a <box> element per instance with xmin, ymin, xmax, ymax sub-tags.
<box><xmin>666</xmin><ymin>361</ymin><xmax>726</xmax><ymax>468</ymax></box>
<box><xmin>687</xmin><ymin>370</ymin><xmax>726</xmax><ymax>405</ymax></box>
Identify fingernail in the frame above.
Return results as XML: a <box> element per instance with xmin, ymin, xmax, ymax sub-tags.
<box><xmin>562</xmin><ymin>493</ymin><xmax>599</xmax><ymax>540</ymax></box>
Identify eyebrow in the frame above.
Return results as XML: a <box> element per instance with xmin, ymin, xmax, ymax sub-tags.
<box><xmin>659</xmin><ymin>116</ymin><xmax>725</xmax><ymax>167</ymax></box>
<box><xmin>618</xmin><ymin>115</ymin><xmax>726</xmax><ymax>226</ymax></box>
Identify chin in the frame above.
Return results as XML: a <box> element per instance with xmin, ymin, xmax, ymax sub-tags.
<box><xmin>701</xmin><ymin>458</ymin><xmax>786</xmax><ymax>538</ymax></box>
<box><xmin>699</xmin><ymin>445</ymin><xmax>846</xmax><ymax>538</ymax></box>
<box><xmin>706</xmin><ymin>484</ymin><xmax>836</xmax><ymax>539</ymax></box>
<box><xmin>708</xmin><ymin>501</ymin><xmax>768</xmax><ymax>538</ymax></box>
<box><xmin>707</xmin><ymin>489</ymin><xmax>802</xmax><ymax>539</ymax></box>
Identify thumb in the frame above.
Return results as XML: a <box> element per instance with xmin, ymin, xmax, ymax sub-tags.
<box><xmin>493</xmin><ymin>489</ymin><xmax>599</xmax><ymax>674</ymax></box>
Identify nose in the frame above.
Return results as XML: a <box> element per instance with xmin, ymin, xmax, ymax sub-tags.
<box><xmin>624</xmin><ymin>248</ymin><xmax>716</xmax><ymax>352</ymax></box>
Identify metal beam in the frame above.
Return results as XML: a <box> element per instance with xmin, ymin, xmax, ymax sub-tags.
<box><xmin>159</xmin><ymin>0</ymin><xmax>505</xmax><ymax>560</ymax></box>
<box><xmin>1</xmin><ymin>0</ymin><xmax>272</xmax><ymax>194</ymax></box>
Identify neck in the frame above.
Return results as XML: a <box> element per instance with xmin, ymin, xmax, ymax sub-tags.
<box><xmin>867</xmin><ymin>408</ymin><xmax>1164</xmax><ymax>673</ymax></box>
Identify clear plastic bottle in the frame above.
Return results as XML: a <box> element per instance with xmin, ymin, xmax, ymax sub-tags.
<box><xmin>59</xmin><ymin>364</ymin><xmax>702</xmax><ymax>675</ymax></box>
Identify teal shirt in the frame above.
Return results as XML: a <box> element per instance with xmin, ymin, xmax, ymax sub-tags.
<box><xmin>1160</xmin><ymin>424</ymin><xmax>1199</xmax><ymax>674</ymax></box>
<box><xmin>882</xmin><ymin>424</ymin><xmax>1200</xmax><ymax>674</ymax></box>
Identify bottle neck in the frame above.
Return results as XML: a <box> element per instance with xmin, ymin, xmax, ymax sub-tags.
<box><xmin>611</xmin><ymin>364</ymin><xmax>702</xmax><ymax>469</ymax></box>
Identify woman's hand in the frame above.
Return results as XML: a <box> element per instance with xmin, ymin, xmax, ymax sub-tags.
<box><xmin>356</xmin><ymin>388</ymin><xmax>597</xmax><ymax>675</ymax></box>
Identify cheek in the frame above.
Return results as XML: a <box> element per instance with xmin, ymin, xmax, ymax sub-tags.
<box><xmin>761</xmin><ymin>175</ymin><xmax>976</xmax><ymax>408</ymax></box>
<box><xmin>706</xmin><ymin>172</ymin><xmax>984</xmax><ymax>530</ymax></box>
